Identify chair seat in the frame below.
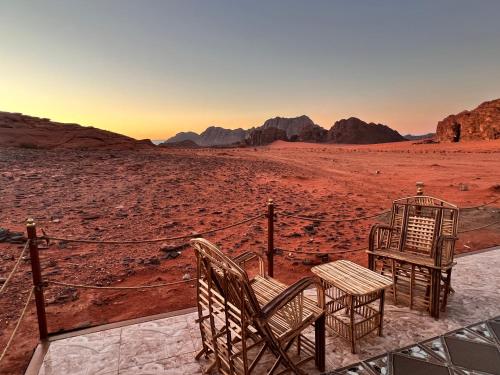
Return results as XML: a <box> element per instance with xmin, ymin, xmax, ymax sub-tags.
<box><xmin>366</xmin><ymin>249</ymin><xmax>455</xmax><ymax>270</ymax></box>
<box><xmin>251</xmin><ymin>275</ymin><xmax>323</xmax><ymax>341</ymax></box>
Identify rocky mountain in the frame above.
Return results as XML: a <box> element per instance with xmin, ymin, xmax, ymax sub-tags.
<box><xmin>198</xmin><ymin>126</ymin><xmax>247</xmax><ymax>146</ymax></box>
<box><xmin>165</xmin><ymin>115</ymin><xmax>405</xmax><ymax>146</ymax></box>
<box><xmin>246</xmin><ymin>115</ymin><xmax>327</xmax><ymax>145</ymax></box>
<box><xmin>163</xmin><ymin>126</ymin><xmax>247</xmax><ymax>147</ymax></box>
<box><xmin>327</xmin><ymin>117</ymin><xmax>405</xmax><ymax>144</ymax></box>
<box><xmin>245</xmin><ymin>127</ymin><xmax>287</xmax><ymax>146</ymax></box>
<box><xmin>259</xmin><ymin>115</ymin><xmax>317</xmax><ymax>138</ymax></box>
<box><xmin>436</xmin><ymin>99</ymin><xmax>500</xmax><ymax>142</ymax></box>
<box><xmin>0</xmin><ymin>111</ymin><xmax>153</xmax><ymax>149</ymax></box>
<box><xmin>163</xmin><ymin>131</ymin><xmax>200</xmax><ymax>144</ymax></box>
<box><xmin>404</xmin><ymin>133</ymin><xmax>436</xmax><ymax>141</ymax></box>
<box><xmin>296</xmin><ymin>123</ymin><xmax>328</xmax><ymax>142</ymax></box>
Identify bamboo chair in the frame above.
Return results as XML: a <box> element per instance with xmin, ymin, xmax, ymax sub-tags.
<box><xmin>191</xmin><ymin>238</ymin><xmax>325</xmax><ymax>375</ymax></box>
<box><xmin>367</xmin><ymin>195</ymin><xmax>459</xmax><ymax>318</ymax></box>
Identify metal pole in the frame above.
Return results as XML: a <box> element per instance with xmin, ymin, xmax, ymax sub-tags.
<box><xmin>267</xmin><ymin>199</ymin><xmax>275</xmax><ymax>277</ymax></box>
<box><xmin>26</xmin><ymin>218</ymin><xmax>48</xmax><ymax>341</ymax></box>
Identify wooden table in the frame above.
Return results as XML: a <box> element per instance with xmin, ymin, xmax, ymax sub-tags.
<box><xmin>311</xmin><ymin>260</ymin><xmax>393</xmax><ymax>353</ymax></box>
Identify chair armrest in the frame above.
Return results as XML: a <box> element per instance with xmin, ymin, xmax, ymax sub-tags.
<box><xmin>435</xmin><ymin>235</ymin><xmax>459</xmax><ymax>266</ymax></box>
<box><xmin>233</xmin><ymin>251</ymin><xmax>266</xmax><ymax>276</ymax></box>
<box><xmin>369</xmin><ymin>224</ymin><xmax>393</xmax><ymax>252</ymax></box>
<box><xmin>260</xmin><ymin>277</ymin><xmax>321</xmax><ymax>319</ymax></box>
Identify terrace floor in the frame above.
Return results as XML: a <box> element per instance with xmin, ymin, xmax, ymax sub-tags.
<box><xmin>28</xmin><ymin>247</ymin><xmax>500</xmax><ymax>375</ymax></box>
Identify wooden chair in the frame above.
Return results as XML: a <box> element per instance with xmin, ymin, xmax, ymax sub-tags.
<box><xmin>191</xmin><ymin>238</ymin><xmax>325</xmax><ymax>375</ymax></box>
<box><xmin>367</xmin><ymin>194</ymin><xmax>459</xmax><ymax>318</ymax></box>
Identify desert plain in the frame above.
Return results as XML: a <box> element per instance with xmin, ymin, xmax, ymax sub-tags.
<box><xmin>0</xmin><ymin>139</ymin><xmax>499</xmax><ymax>374</ymax></box>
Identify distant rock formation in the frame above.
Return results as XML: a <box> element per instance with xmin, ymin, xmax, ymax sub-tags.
<box><xmin>0</xmin><ymin>111</ymin><xmax>153</xmax><ymax>149</ymax></box>
<box><xmin>246</xmin><ymin>127</ymin><xmax>287</xmax><ymax>146</ymax></box>
<box><xmin>436</xmin><ymin>99</ymin><xmax>500</xmax><ymax>142</ymax></box>
<box><xmin>259</xmin><ymin>115</ymin><xmax>316</xmax><ymax>138</ymax></box>
<box><xmin>164</xmin><ymin>131</ymin><xmax>201</xmax><ymax>144</ymax></box>
<box><xmin>327</xmin><ymin>117</ymin><xmax>405</xmax><ymax>144</ymax></box>
<box><xmin>165</xmin><ymin>114</ymin><xmax>406</xmax><ymax>146</ymax></box>
<box><xmin>198</xmin><ymin>126</ymin><xmax>247</xmax><ymax>146</ymax></box>
<box><xmin>296</xmin><ymin>123</ymin><xmax>328</xmax><ymax>142</ymax></box>
<box><xmin>159</xmin><ymin>139</ymin><xmax>200</xmax><ymax>148</ymax></box>
<box><xmin>163</xmin><ymin>126</ymin><xmax>247</xmax><ymax>147</ymax></box>
<box><xmin>404</xmin><ymin>133</ymin><xmax>436</xmax><ymax>141</ymax></box>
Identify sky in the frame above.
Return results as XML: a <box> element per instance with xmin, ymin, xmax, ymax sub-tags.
<box><xmin>1</xmin><ymin>1</ymin><xmax>499</xmax><ymax>140</ymax></box>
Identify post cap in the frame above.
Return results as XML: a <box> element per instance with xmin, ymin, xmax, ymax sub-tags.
<box><xmin>416</xmin><ymin>182</ymin><xmax>424</xmax><ymax>195</ymax></box>
<box><xmin>26</xmin><ymin>218</ymin><xmax>35</xmax><ymax>227</ymax></box>
<box><xmin>267</xmin><ymin>198</ymin><xmax>274</xmax><ymax>205</ymax></box>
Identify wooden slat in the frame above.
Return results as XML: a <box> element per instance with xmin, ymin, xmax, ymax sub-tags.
<box><xmin>311</xmin><ymin>260</ymin><xmax>392</xmax><ymax>296</ymax></box>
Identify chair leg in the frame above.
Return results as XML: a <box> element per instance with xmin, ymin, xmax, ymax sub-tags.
<box><xmin>441</xmin><ymin>269</ymin><xmax>452</xmax><ymax>312</ymax></box>
<box><xmin>315</xmin><ymin>315</ymin><xmax>326</xmax><ymax>372</ymax></box>
<box><xmin>391</xmin><ymin>260</ymin><xmax>398</xmax><ymax>305</ymax></box>
<box><xmin>378</xmin><ymin>289</ymin><xmax>385</xmax><ymax>337</ymax></box>
<box><xmin>268</xmin><ymin>340</ymin><xmax>304</xmax><ymax>375</ymax></box>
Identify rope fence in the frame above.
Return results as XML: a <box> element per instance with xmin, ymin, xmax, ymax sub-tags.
<box><xmin>460</xmin><ymin>196</ymin><xmax>500</xmax><ymax>210</ymax></box>
<box><xmin>277</xmin><ymin>210</ymin><xmax>390</xmax><ymax>223</ymax></box>
<box><xmin>0</xmin><ymin>194</ymin><xmax>498</xmax><ymax>364</ymax></box>
<box><xmin>46</xmin><ymin>278</ymin><xmax>195</xmax><ymax>290</ymax></box>
<box><xmin>458</xmin><ymin>220</ymin><xmax>500</xmax><ymax>233</ymax></box>
<box><xmin>42</xmin><ymin>213</ymin><xmax>265</xmax><ymax>244</ymax></box>
<box><xmin>0</xmin><ymin>287</ymin><xmax>33</xmax><ymax>366</ymax></box>
<box><xmin>0</xmin><ymin>241</ymin><xmax>29</xmax><ymax>295</ymax></box>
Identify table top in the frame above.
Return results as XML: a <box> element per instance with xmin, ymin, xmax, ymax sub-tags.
<box><xmin>311</xmin><ymin>260</ymin><xmax>393</xmax><ymax>296</ymax></box>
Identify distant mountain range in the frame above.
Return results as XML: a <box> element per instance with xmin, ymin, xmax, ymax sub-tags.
<box><xmin>161</xmin><ymin>115</ymin><xmax>406</xmax><ymax>147</ymax></box>
<box><xmin>403</xmin><ymin>133</ymin><xmax>436</xmax><ymax>141</ymax></box>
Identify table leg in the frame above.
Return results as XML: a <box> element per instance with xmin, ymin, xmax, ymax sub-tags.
<box><xmin>349</xmin><ymin>294</ymin><xmax>356</xmax><ymax>354</ymax></box>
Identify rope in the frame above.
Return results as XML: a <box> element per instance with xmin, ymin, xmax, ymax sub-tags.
<box><xmin>0</xmin><ymin>288</ymin><xmax>33</xmax><ymax>365</ymax></box>
<box><xmin>0</xmin><ymin>241</ymin><xmax>29</xmax><ymax>294</ymax></box>
<box><xmin>47</xmin><ymin>278</ymin><xmax>195</xmax><ymax>290</ymax></box>
<box><xmin>458</xmin><ymin>220</ymin><xmax>500</xmax><ymax>233</ymax></box>
<box><xmin>277</xmin><ymin>196</ymin><xmax>499</xmax><ymax>223</ymax></box>
<box><xmin>277</xmin><ymin>210</ymin><xmax>390</xmax><ymax>223</ymax></box>
<box><xmin>280</xmin><ymin>246</ymin><xmax>368</xmax><ymax>256</ymax></box>
<box><xmin>461</xmin><ymin>196</ymin><xmax>500</xmax><ymax>210</ymax></box>
<box><xmin>43</xmin><ymin>213</ymin><xmax>264</xmax><ymax>244</ymax></box>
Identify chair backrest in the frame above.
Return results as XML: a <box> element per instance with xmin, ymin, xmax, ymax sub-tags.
<box><xmin>191</xmin><ymin>238</ymin><xmax>266</xmax><ymax>374</ymax></box>
<box><xmin>388</xmin><ymin>196</ymin><xmax>459</xmax><ymax>261</ymax></box>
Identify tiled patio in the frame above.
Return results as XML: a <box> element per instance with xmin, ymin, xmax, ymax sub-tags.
<box><xmin>31</xmin><ymin>247</ymin><xmax>500</xmax><ymax>375</ymax></box>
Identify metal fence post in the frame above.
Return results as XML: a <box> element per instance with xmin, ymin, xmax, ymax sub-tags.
<box><xmin>26</xmin><ymin>218</ymin><xmax>48</xmax><ymax>341</ymax></box>
<box><xmin>267</xmin><ymin>199</ymin><xmax>275</xmax><ymax>277</ymax></box>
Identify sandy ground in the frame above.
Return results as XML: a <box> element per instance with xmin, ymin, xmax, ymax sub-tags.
<box><xmin>0</xmin><ymin>139</ymin><xmax>499</xmax><ymax>374</ymax></box>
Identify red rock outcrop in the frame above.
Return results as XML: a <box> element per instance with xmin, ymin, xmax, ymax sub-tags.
<box><xmin>327</xmin><ymin>117</ymin><xmax>405</xmax><ymax>144</ymax></box>
<box><xmin>245</xmin><ymin>127</ymin><xmax>287</xmax><ymax>146</ymax></box>
<box><xmin>296</xmin><ymin>123</ymin><xmax>328</xmax><ymax>142</ymax></box>
<box><xmin>0</xmin><ymin>111</ymin><xmax>153</xmax><ymax>149</ymax></box>
<box><xmin>436</xmin><ymin>99</ymin><xmax>500</xmax><ymax>142</ymax></box>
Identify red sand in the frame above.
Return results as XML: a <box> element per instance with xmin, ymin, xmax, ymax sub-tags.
<box><xmin>0</xmin><ymin>140</ymin><xmax>499</xmax><ymax>374</ymax></box>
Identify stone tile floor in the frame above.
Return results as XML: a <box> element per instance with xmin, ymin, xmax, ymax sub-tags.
<box><xmin>35</xmin><ymin>247</ymin><xmax>500</xmax><ymax>375</ymax></box>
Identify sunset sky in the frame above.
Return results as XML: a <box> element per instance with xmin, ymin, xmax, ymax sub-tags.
<box><xmin>1</xmin><ymin>0</ymin><xmax>499</xmax><ymax>140</ymax></box>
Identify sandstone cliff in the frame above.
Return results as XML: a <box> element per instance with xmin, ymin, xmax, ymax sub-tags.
<box><xmin>245</xmin><ymin>127</ymin><xmax>287</xmax><ymax>146</ymax></box>
<box><xmin>436</xmin><ymin>99</ymin><xmax>500</xmax><ymax>142</ymax></box>
<box><xmin>327</xmin><ymin>117</ymin><xmax>405</xmax><ymax>144</ymax></box>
